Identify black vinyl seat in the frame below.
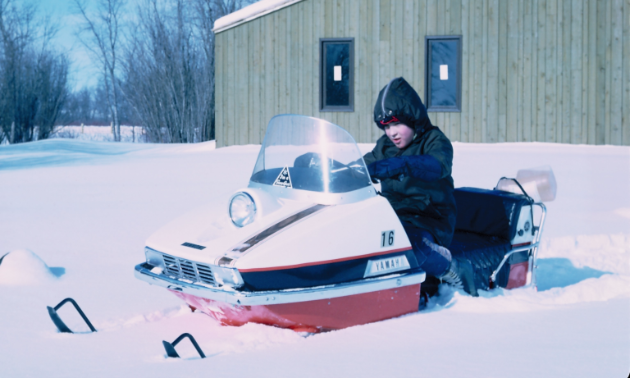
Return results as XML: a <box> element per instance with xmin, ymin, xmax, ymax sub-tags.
<box><xmin>449</xmin><ymin>188</ymin><xmax>532</xmax><ymax>290</ymax></box>
<box><xmin>449</xmin><ymin>231</ymin><xmax>511</xmax><ymax>290</ymax></box>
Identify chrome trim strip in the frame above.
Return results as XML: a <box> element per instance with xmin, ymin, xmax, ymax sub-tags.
<box><xmin>231</xmin><ymin>204</ymin><xmax>328</xmax><ymax>253</ymax></box>
<box><xmin>247</xmin><ymin>181</ymin><xmax>376</xmax><ymax>205</ymax></box>
<box><xmin>135</xmin><ymin>263</ymin><xmax>425</xmax><ymax>306</ymax></box>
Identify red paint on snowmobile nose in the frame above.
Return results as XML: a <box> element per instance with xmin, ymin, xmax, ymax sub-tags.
<box><xmin>169</xmin><ymin>284</ymin><xmax>421</xmax><ymax>332</ymax></box>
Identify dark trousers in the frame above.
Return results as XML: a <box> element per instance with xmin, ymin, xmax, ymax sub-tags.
<box><xmin>401</xmin><ymin>221</ymin><xmax>451</xmax><ymax>277</ymax></box>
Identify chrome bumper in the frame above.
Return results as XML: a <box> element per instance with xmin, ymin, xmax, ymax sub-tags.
<box><xmin>134</xmin><ymin>263</ymin><xmax>425</xmax><ymax>306</ymax></box>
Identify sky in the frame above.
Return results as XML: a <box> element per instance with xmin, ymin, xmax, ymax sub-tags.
<box><xmin>39</xmin><ymin>0</ymin><xmax>155</xmax><ymax>92</ymax></box>
<box><xmin>37</xmin><ymin>0</ymin><xmax>256</xmax><ymax>92</ymax></box>
<box><xmin>39</xmin><ymin>0</ymin><xmax>104</xmax><ymax>91</ymax></box>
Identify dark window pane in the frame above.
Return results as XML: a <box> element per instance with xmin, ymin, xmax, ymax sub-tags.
<box><xmin>325</xmin><ymin>43</ymin><xmax>350</xmax><ymax>106</ymax></box>
<box><xmin>429</xmin><ymin>40</ymin><xmax>458</xmax><ymax>107</ymax></box>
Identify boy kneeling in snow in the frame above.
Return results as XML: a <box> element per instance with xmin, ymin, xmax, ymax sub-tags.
<box><xmin>363</xmin><ymin>77</ymin><xmax>477</xmax><ymax>296</ymax></box>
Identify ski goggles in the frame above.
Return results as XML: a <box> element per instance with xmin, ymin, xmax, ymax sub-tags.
<box><xmin>378</xmin><ymin>115</ymin><xmax>400</xmax><ymax>126</ymax></box>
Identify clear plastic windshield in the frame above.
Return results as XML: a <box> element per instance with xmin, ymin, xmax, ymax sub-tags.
<box><xmin>250</xmin><ymin>115</ymin><xmax>371</xmax><ymax>196</ymax></box>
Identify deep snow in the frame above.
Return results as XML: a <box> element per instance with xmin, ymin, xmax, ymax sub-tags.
<box><xmin>50</xmin><ymin>125</ymin><xmax>145</xmax><ymax>143</ymax></box>
<box><xmin>0</xmin><ymin>138</ymin><xmax>628</xmax><ymax>377</ymax></box>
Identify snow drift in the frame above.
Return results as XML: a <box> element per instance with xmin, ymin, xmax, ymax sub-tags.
<box><xmin>0</xmin><ymin>249</ymin><xmax>62</xmax><ymax>286</ymax></box>
<box><xmin>0</xmin><ymin>138</ymin><xmax>628</xmax><ymax>377</ymax></box>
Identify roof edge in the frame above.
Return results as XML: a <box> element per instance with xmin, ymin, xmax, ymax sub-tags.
<box><xmin>213</xmin><ymin>0</ymin><xmax>304</xmax><ymax>34</ymax></box>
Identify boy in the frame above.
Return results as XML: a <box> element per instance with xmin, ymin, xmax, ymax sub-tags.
<box><xmin>363</xmin><ymin>77</ymin><xmax>477</xmax><ymax>296</ymax></box>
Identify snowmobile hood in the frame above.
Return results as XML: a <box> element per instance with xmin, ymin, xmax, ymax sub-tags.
<box><xmin>144</xmin><ymin>194</ymin><xmax>316</xmax><ymax>264</ymax></box>
<box><xmin>140</xmin><ymin>115</ymin><xmax>415</xmax><ymax>293</ymax></box>
<box><xmin>135</xmin><ymin>115</ymin><xmax>431</xmax><ymax>331</ymax></box>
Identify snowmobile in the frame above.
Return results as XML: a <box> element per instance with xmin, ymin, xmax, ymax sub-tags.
<box><xmin>134</xmin><ymin>115</ymin><xmax>548</xmax><ymax>333</ymax></box>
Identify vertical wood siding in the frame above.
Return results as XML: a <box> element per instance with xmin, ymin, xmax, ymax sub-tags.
<box><xmin>215</xmin><ymin>0</ymin><xmax>630</xmax><ymax>147</ymax></box>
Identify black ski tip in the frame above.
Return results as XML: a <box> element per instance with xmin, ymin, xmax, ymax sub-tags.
<box><xmin>46</xmin><ymin>298</ymin><xmax>96</xmax><ymax>333</ymax></box>
<box><xmin>0</xmin><ymin>252</ymin><xmax>9</xmax><ymax>265</ymax></box>
<box><xmin>163</xmin><ymin>333</ymin><xmax>206</xmax><ymax>359</ymax></box>
<box><xmin>162</xmin><ymin>340</ymin><xmax>180</xmax><ymax>358</ymax></box>
<box><xmin>47</xmin><ymin>306</ymin><xmax>73</xmax><ymax>333</ymax></box>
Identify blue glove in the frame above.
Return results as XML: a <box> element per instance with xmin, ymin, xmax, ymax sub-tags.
<box><xmin>368</xmin><ymin>155</ymin><xmax>443</xmax><ymax>182</ymax></box>
<box><xmin>368</xmin><ymin>157</ymin><xmax>408</xmax><ymax>180</ymax></box>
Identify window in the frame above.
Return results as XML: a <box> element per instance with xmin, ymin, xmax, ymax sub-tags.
<box><xmin>320</xmin><ymin>38</ymin><xmax>354</xmax><ymax>112</ymax></box>
<box><xmin>425</xmin><ymin>36</ymin><xmax>462</xmax><ymax>112</ymax></box>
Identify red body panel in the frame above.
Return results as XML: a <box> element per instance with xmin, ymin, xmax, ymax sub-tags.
<box><xmin>171</xmin><ymin>284</ymin><xmax>421</xmax><ymax>332</ymax></box>
<box><xmin>506</xmin><ymin>261</ymin><xmax>529</xmax><ymax>289</ymax></box>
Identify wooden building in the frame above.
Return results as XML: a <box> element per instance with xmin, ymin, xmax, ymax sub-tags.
<box><xmin>213</xmin><ymin>0</ymin><xmax>630</xmax><ymax>147</ymax></box>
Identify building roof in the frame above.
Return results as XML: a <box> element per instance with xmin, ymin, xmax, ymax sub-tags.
<box><xmin>213</xmin><ymin>0</ymin><xmax>304</xmax><ymax>33</ymax></box>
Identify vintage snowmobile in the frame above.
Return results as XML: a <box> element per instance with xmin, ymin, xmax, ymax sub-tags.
<box><xmin>134</xmin><ymin>115</ymin><xmax>549</xmax><ymax>333</ymax></box>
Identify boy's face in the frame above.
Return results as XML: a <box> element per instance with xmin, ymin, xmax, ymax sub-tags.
<box><xmin>384</xmin><ymin>123</ymin><xmax>415</xmax><ymax>149</ymax></box>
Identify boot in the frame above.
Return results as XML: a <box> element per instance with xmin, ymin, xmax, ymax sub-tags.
<box><xmin>440</xmin><ymin>257</ymin><xmax>479</xmax><ymax>297</ymax></box>
<box><xmin>439</xmin><ymin>258</ymin><xmax>464</xmax><ymax>289</ymax></box>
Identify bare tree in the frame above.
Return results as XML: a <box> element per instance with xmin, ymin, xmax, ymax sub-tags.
<box><xmin>60</xmin><ymin>78</ymin><xmax>138</xmax><ymax>127</ymax></box>
<box><xmin>193</xmin><ymin>0</ymin><xmax>248</xmax><ymax>141</ymax></box>
<box><xmin>60</xmin><ymin>87</ymin><xmax>93</xmax><ymax>125</ymax></box>
<box><xmin>0</xmin><ymin>0</ymin><xmax>68</xmax><ymax>144</ymax></box>
<box><xmin>121</xmin><ymin>0</ymin><xmax>249</xmax><ymax>143</ymax></box>
<box><xmin>74</xmin><ymin>0</ymin><xmax>125</xmax><ymax>141</ymax></box>
<box><xmin>122</xmin><ymin>0</ymin><xmax>203</xmax><ymax>143</ymax></box>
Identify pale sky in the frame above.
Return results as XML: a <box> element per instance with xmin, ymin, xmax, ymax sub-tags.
<box><xmin>39</xmin><ymin>0</ymin><xmax>141</xmax><ymax>91</ymax></box>
<box><xmin>37</xmin><ymin>0</ymin><xmax>92</xmax><ymax>90</ymax></box>
<box><xmin>37</xmin><ymin>0</ymin><xmax>250</xmax><ymax>92</ymax></box>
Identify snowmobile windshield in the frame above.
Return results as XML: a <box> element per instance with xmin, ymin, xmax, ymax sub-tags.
<box><xmin>249</xmin><ymin>115</ymin><xmax>376</xmax><ymax>204</ymax></box>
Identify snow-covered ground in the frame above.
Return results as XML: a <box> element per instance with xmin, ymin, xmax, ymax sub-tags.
<box><xmin>51</xmin><ymin>125</ymin><xmax>145</xmax><ymax>143</ymax></box>
<box><xmin>0</xmin><ymin>138</ymin><xmax>628</xmax><ymax>377</ymax></box>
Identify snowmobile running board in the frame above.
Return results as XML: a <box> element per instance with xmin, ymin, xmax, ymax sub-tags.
<box><xmin>163</xmin><ymin>333</ymin><xmax>206</xmax><ymax>359</ymax></box>
<box><xmin>134</xmin><ymin>263</ymin><xmax>425</xmax><ymax>306</ymax></box>
<box><xmin>47</xmin><ymin>298</ymin><xmax>96</xmax><ymax>333</ymax></box>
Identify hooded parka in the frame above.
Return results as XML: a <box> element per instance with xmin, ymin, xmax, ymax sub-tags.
<box><xmin>363</xmin><ymin>77</ymin><xmax>457</xmax><ymax>247</ymax></box>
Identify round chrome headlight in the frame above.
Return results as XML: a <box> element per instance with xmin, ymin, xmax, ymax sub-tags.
<box><xmin>229</xmin><ymin>192</ymin><xmax>256</xmax><ymax>227</ymax></box>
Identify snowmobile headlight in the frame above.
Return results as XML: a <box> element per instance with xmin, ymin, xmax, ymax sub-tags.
<box><xmin>229</xmin><ymin>192</ymin><xmax>256</xmax><ymax>227</ymax></box>
<box><xmin>210</xmin><ymin>266</ymin><xmax>244</xmax><ymax>288</ymax></box>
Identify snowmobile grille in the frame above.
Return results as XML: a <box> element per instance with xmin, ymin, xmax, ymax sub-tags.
<box><xmin>195</xmin><ymin>264</ymin><xmax>215</xmax><ymax>285</ymax></box>
<box><xmin>161</xmin><ymin>254</ymin><xmax>216</xmax><ymax>286</ymax></box>
<box><xmin>162</xmin><ymin>254</ymin><xmax>180</xmax><ymax>276</ymax></box>
<box><xmin>179</xmin><ymin>260</ymin><xmax>197</xmax><ymax>281</ymax></box>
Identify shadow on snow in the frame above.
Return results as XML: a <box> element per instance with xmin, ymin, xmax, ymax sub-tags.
<box><xmin>535</xmin><ymin>257</ymin><xmax>610</xmax><ymax>291</ymax></box>
<box><xmin>0</xmin><ymin>139</ymin><xmax>152</xmax><ymax>170</ymax></box>
<box><xmin>418</xmin><ymin>257</ymin><xmax>610</xmax><ymax>312</ymax></box>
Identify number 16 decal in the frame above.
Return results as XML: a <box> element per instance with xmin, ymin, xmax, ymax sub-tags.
<box><xmin>380</xmin><ymin>230</ymin><xmax>395</xmax><ymax>247</ymax></box>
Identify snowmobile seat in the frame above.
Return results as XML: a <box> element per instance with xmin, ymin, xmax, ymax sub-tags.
<box><xmin>449</xmin><ymin>187</ymin><xmax>533</xmax><ymax>290</ymax></box>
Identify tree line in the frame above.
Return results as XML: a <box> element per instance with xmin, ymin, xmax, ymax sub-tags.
<box><xmin>0</xmin><ymin>0</ymin><xmax>250</xmax><ymax>144</ymax></box>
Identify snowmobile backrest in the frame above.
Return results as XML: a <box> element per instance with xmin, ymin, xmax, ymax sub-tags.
<box><xmin>453</xmin><ymin>187</ymin><xmax>532</xmax><ymax>241</ymax></box>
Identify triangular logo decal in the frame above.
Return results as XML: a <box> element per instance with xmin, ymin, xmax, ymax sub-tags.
<box><xmin>273</xmin><ymin>166</ymin><xmax>292</xmax><ymax>188</ymax></box>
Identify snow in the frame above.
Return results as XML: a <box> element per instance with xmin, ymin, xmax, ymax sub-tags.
<box><xmin>0</xmin><ymin>138</ymin><xmax>628</xmax><ymax>377</ymax></box>
<box><xmin>51</xmin><ymin>125</ymin><xmax>145</xmax><ymax>143</ymax></box>
<box><xmin>213</xmin><ymin>0</ymin><xmax>303</xmax><ymax>33</ymax></box>
<box><xmin>0</xmin><ymin>249</ymin><xmax>61</xmax><ymax>286</ymax></box>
